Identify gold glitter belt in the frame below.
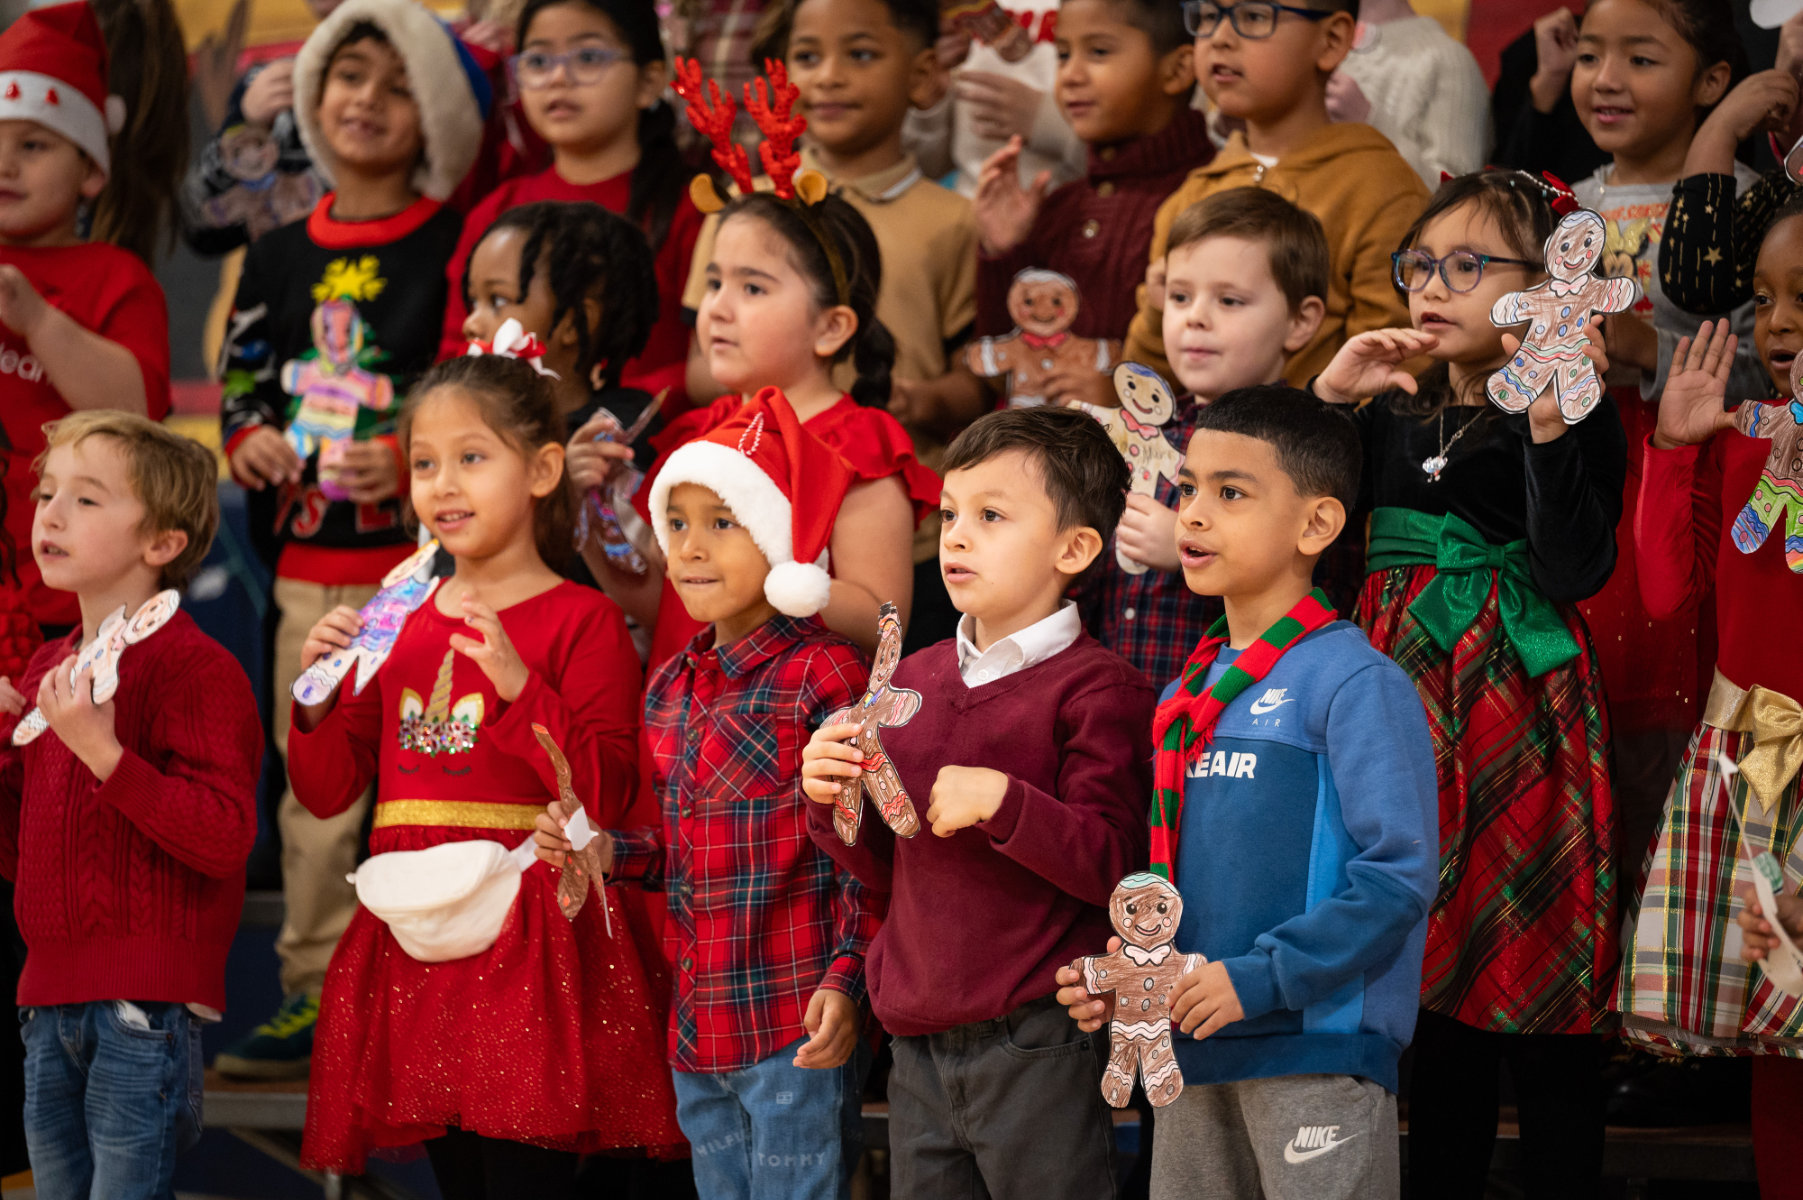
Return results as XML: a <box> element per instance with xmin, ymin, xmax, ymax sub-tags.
<box><xmin>372</xmin><ymin>800</ymin><xmax>541</xmax><ymax>831</ymax></box>
<box><xmin>1702</xmin><ymin>670</ymin><xmax>1803</xmax><ymax>815</ymax></box>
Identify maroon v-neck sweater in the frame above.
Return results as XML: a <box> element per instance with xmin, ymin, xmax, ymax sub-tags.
<box><xmin>808</xmin><ymin>634</ymin><xmax>1154</xmax><ymax>1036</ymax></box>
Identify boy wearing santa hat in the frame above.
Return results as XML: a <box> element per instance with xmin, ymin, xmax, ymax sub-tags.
<box><xmin>0</xmin><ymin>1</ymin><xmax>172</xmax><ymax>634</ymax></box>
<box><xmin>535</xmin><ymin>386</ymin><xmax>884</xmax><ymax>1199</ymax></box>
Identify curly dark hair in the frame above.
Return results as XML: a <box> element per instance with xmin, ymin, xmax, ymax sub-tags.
<box><xmin>469</xmin><ymin>200</ymin><xmax>659</xmax><ymax>390</ymax></box>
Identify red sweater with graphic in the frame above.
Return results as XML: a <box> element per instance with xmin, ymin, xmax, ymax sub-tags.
<box><xmin>0</xmin><ymin>244</ymin><xmax>170</xmax><ymax>627</ymax></box>
<box><xmin>0</xmin><ymin>613</ymin><xmax>262</xmax><ymax>1011</ymax></box>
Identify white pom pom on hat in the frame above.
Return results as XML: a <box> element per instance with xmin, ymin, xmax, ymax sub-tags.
<box><xmin>648</xmin><ymin>388</ymin><xmax>857</xmax><ymax>619</ymax></box>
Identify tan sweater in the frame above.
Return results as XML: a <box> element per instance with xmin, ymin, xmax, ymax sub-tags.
<box><xmin>1122</xmin><ymin>122</ymin><xmax>1430</xmax><ymax>386</ymax></box>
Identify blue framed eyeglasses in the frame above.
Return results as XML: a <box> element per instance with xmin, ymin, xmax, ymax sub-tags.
<box><xmin>509</xmin><ymin>45</ymin><xmax>629</xmax><ymax>89</ymax></box>
<box><xmin>1391</xmin><ymin>249</ymin><xmax>1541</xmax><ymax>294</ymax></box>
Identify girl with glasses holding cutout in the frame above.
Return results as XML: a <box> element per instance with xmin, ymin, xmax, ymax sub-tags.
<box><xmin>438</xmin><ymin>0</ymin><xmax>706</xmax><ymax>417</ymax></box>
<box><xmin>1314</xmin><ymin>169</ymin><xmax>1627</xmax><ymax>1200</ymax></box>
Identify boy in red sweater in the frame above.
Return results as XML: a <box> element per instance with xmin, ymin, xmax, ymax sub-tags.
<box><xmin>801</xmin><ymin>405</ymin><xmax>1153</xmax><ymax>1199</ymax></box>
<box><xmin>0</xmin><ymin>411</ymin><xmax>262</xmax><ymax>1199</ymax></box>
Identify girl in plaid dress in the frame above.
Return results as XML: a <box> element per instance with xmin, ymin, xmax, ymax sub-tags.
<box><xmin>1621</xmin><ymin>197</ymin><xmax>1803</xmax><ymax>1196</ymax></box>
<box><xmin>1314</xmin><ymin>170</ymin><xmax>1625</xmax><ymax>1198</ymax></box>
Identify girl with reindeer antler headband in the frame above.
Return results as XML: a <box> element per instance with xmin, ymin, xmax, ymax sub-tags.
<box><xmin>588</xmin><ymin>56</ymin><xmax>939</xmax><ymax>666</ymax></box>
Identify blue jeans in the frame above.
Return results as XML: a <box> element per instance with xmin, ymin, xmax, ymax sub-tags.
<box><xmin>672</xmin><ymin>1036</ymin><xmax>868</xmax><ymax>1200</ymax></box>
<box><xmin>20</xmin><ymin>1001</ymin><xmax>202</xmax><ymax>1200</ymax></box>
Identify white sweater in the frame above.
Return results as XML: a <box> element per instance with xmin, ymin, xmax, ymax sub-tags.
<box><xmin>1337</xmin><ymin>15</ymin><xmax>1491</xmax><ymax>187</ymax></box>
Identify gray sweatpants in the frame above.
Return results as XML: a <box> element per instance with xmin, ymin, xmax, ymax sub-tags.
<box><xmin>1151</xmin><ymin>1073</ymin><xmax>1398</xmax><ymax>1200</ymax></box>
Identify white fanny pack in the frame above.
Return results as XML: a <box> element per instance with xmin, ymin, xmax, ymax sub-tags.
<box><xmin>352</xmin><ymin>839</ymin><xmax>540</xmax><ymax>963</ymax></box>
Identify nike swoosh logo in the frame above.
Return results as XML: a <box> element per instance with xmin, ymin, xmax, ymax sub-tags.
<box><xmin>1283</xmin><ymin>1135</ymin><xmax>1356</xmax><ymax>1164</ymax></box>
<box><xmin>1248</xmin><ymin>697</ymin><xmax>1294</xmax><ymax>715</ymax></box>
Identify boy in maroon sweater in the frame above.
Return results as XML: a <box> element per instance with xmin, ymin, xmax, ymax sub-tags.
<box><xmin>0</xmin><ymin>412</ymin><xmax>262</xmax><ymax>1198</ymax></box>
<box><xmin>803</xmin><ymin>405</ymin><xmax>1153</xmax><ymax>1199</ymax></box>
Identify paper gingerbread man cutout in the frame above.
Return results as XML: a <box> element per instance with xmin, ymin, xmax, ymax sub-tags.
<box><xmin>13</xmin><ymin>590</ymin><xmax>181</xmax><ymax>747</ymax></box>
<box><xmin>282</xmin><ymin>297</ymin><xmax>395</xmax><ymax>501</ymax></box>
<box><xmin>964</xmin><ymin>269</ymin><xmax>1120</xmax><ymax>408</ymax></box>
<box><xmin>532</xmin><ymin>723</ymin><xmax>612</xmax><ymax>926</ymax></box>
<box><xmin>1071</xmin><ymin>362</ymin><xmax>1184</xmax><ymax>576</ymax></box>
<box><xmin>1073</xmin><ymin>873</ymin><xmax>1204</xmax><ymax>1108</ymax></box>
<box><xmin>941</xmin><ymin>0</ymin><xmax>1032</xmax><ymax>60</ymax></box>
<box><xmin>202</xmin><ymin>123</ymin><xmax>322</xmax><ymax>242</ymax></box>
<box><xmin>825</xmin><ymin>601</ymin><xmax>923</xmax><ymax>845</ymax></box>
<box><xmin>1730</xmin><ymin>354</ymin><xmax>1803</xmax><ymax>572</ymax></box>
<box><xmin>1487</xmin><ymin>209</ymin><xmax>1640</xmax><ymax>425</ymax></box>
<box><xmin>292</xmin><ymin>540</ymin><xmax>442</xmax><ymax>706</ymax></box>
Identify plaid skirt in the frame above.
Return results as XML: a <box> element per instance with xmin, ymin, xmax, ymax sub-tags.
<box><xmin>1358</xmin><ymin>564</ymin><xmax>1618</xmax><ymax>1035</ymax></box>
<box><xmin>1617</xmin><ymin>702</ymin><xmax>1803</xmax><ymax>1057</ymax></box>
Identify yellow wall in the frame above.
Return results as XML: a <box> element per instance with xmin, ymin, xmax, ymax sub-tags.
<box><xmin>1419</xmin><ymin>0</ymin><xmax>1470</xmax><ymax>40</ymax></box>
<box><xmin>178</xmin><ymin>0</ymin><xmax>464</xmax><ymax>51</ymax></box>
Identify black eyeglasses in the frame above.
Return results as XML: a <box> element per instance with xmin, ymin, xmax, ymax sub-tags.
<box><xmin>1392</xmin><ymin>249</ymin><xmax>1540</xmax><ymax>294</ymax></box>
<box><xmin>1180</xmin><ymin>1</ymin><xmax>1335</xmax><ymax>39</ymax></box>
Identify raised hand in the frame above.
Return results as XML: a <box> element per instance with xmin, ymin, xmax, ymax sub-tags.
<box><xmin>1654</xmin><ymin>320</ymin><xmax>1739</xmax><ymax>450</ymax></box>
<box><xmin>1529</xmin><ymin>7</ymin><xmax>1579</xmax><ymax>114</ymax></box>
<box><xmin>1314</xmin><ymin>328</ymin><xmax>1439</xmax><ymax>405</ymax></box>
<box><xmin>449</xmin><ymin>596</ymin><xmax>529</xmax><ymax>702</ymax></box>
<box><xmin>972</xmin><ymin>136</ymin><xmax>1051</xmax><ymax>257</ymax></box>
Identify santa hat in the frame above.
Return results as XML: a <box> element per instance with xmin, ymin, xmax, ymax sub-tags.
<box><xmin>649</xmin><ymin>388</ymin><xmax>855</xmax><ymax>618</ymax></box>
<box><xmin>294</xmin><ymin>0</ymin><xmax>493</xmax><ymax>203</ymax></box>
<box><xmin>0</xmin><ymin>2</ymin><xmax>124</xmax><ymax>178</ymax></box>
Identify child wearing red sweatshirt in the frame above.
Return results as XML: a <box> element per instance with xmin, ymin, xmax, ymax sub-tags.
<box><xmin>0</xmin><ymin>412</ymin><xmax>262</xmax><ymax>1199</ymax></box>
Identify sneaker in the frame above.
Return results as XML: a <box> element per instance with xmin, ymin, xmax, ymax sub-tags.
<box><xmin>213</xmin><ymin>993</ymin><xmax>318</xmax><ymax>1080</ymax></box>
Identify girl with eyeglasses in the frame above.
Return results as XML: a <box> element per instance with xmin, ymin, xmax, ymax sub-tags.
<box><xmin>437</xmin><ymin>0</ymin><xmax>705</xmax><ymax>416</ymax></box>
<box><xmin>1314</xmin><ymin>169</ymin><xmax>1627</xmax><ymax>1199</ymax></box>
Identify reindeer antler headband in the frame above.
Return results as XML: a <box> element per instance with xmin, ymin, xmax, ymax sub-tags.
<box><xmin>673</xmin><ymin>57</ymin><xmax>849</xmax><ymax>305</ymax></box>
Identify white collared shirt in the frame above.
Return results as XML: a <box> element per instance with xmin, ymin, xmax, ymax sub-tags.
<box><xmin>955</xmin><ymin>602</ymin><xmax>1081</xmax><ymax>688</ymax></box>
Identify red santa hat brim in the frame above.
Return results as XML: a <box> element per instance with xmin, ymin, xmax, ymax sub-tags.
<box><xmin>0</xmin><ymin>2</ymin><xmax>122</xmax><ymax>177</ymax></box>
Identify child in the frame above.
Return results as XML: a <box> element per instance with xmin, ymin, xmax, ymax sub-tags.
<box><xmin>87</xmin><ymin>0</ymin><xmax>191</xmax><ymax>267</ymax></box>
<box><xmin>0</xmin><ymin>2</ymin><xmax>172</xmax><ymax>633</ymax></box>
<box><xmin>966</xmin><ymin>0</ymin><xmax>1211</xmax><ymax>411</ymax></box>
<box><xmin>801</xmin><ymin>405</ymin><xmax>1154</xmax><ymax>1199</ymax></box>
<box><xmin>1565</xmin><ymin>0</ymin><xmax>1761</xmax><ymax>883</ymax></box>
<box><xmin>1313</xmin><ymin>170</ymin><xmax>1626</xmax><ymax>1197</ymax></box>
<box><xmin>1080</xmin><ymin>187</ymin><xmax>1327</xmax><ymax>689</ymax></box>
<box><xmin>1120</xmin><ymin>0</ymin><xmax>1426</xmax><ymax>386</ymax></box>
<box><xmin>1059</xmin><ymin>386</ymin><xmax>1438</xmax><ymax>1200</ymax></box>
<box><xmin>1618</xmin><ymin>202</ymin><xmax>1803</xmax><ymax>1196</ymax></box>
<box><xmin>214</xmin><ymin>0</ymin><xmax>492</xmax><ymax>1079</ymax></box>
<box><xmin>0</xmin><ymin>412</ymin><xmax>262</xmax><ymax>1199</ymax></box>
<box><xmin>614</xmin><ymin>186</ymin><xmax>936</xmax><ymax>664</ymax></box>
<box><xmin>458</xmin><ymin>200</ymin><xmax>667</xmax><ymax>584</ymax></box>
<box><xmin>1328</xmin><ymin>0</ymin><xmax>1490</xmax><ymax>187</ymax></box>
<box><xmin>289</xmin><ymin>349</ymin><xmax>682</xmax><ymax>1189</ymax></box>
<box><xmin>440</xmin><ymin>0</ymin><xmax>701</xmax><ymax>409</ymax></box>
<box><xmin>542</xmin><ymin>391</ymin><xmax>881</xmax><ymax>1200</ymax></box>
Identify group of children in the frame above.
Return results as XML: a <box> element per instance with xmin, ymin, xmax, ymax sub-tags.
<box><xmin>1</xmin><ymin>0</ymin><xmax>1803</xmax><ymax>1197</ymax></box>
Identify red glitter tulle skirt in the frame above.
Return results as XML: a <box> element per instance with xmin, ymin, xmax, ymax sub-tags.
<box><xmin>301</xmin><ymin>863</ymin><xmax>683</xmax><ymax>1172</ymax></box>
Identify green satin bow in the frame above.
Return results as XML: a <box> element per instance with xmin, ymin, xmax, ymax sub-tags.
<box><xmin>1366</xmin><ymin>507</ymin><xmax>1581</xmax><ymax>678</ymax></box>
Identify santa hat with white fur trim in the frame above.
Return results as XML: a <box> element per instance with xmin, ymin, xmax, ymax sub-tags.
<box><xmin>650</xmin><ymin>388</ymin><xmax>856</xmax><ymax>618</ymax></box>
<box><xmin>0</xmin><ymin>2</ymin><xmax>124</xmax><ymax>178</ymax></box>
<box><xmin>294</xmin><ymin>0</ymin><xmax>493</xmax><ymax>203</ymax></box>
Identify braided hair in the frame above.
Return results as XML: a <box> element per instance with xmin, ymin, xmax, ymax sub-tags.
<box><xmin>720</xmin><ymin>190</ymin><xmax>896</xmax><ymax>408</ymax></box>
<box><xmin>468</xmin><ymin>200</ymin><xmax>658</xmax><ymax>391</ymax></box>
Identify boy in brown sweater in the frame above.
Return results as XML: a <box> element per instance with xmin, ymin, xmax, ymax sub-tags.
<box><xmin>1121</xmin><ymin>0</ymin><xmax>1428</xmax><ymax>384</ymax></box>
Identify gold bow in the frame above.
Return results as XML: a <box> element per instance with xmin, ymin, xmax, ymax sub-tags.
<box><xmin>1740</xmin><ymin>686</ymin><xmax>1803</xmax><ymax>814</ymax></box>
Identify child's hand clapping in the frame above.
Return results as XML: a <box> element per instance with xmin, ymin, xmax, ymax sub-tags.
<box><xmin>1113</xmin><ymin>493</ymin><xmax>1181</xmax><ymax>573</ymax></box>
<box><xmin>793</xmin><ymin>988</ymin><xmax>860</xmax><ymax>1069</ymax></box>
<box><xmin>450</xmin><ymin>595</ymin><xmax>529</xmax><ymax>702</ymax></box>
<box><xmin>1654</xmin><ymin>320</ymin><xmax>1741</xmax><ymax>450</ymax></box>
<box><xmin>1170</xmin><ymin>959</ymin><xmax>1243</xmax><ymax>1039</ymax></box>
<box><xmin>1054</xmin><ymin>942</ymin><xmax>1117</xmax><ymax>1033</ymax></box>
<box><xmin>801</xmin><ymin>721</ymin><xmax>864</xmax><ymax>805</ymax></box>
<box><xmin>924</xmin><ymin>765</ymin><xmax>1008</xmax><ymax>836</ymax></box>
<box><xmin>1737</xmin><ymin>885</ymin><xmax>1803</xmax><ymax>963</ymax></box>
<box><xmin>972</xmin><ymin>136</ymin><xmax>1052</xmax><ymax>258</ymax></box>
<box><xmin>38</xmin><ymin>660</ymin><xmax>121</xmax><ymax>780</ymax></box>
<box><xmin>1313</xmin><ymin>329</ymin><xmax>1440</xmax><ymax>405</ymax></box>
<box><xmin>0</xmin><ymin>266</ymin><xmax>50</xmax><ymax>339</ymax></box>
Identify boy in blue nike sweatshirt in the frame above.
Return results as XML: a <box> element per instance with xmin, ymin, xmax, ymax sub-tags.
<box><xmin>1059</xmin><ymin>385</ymin><xmax>1437</xmax><ymax>1200</ymax></box>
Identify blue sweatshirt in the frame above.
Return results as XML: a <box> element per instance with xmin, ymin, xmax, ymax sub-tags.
<box><xmin>1166</xmin><ymin>622</ymin><xmax>1438</xmax><ymax>1093</ymax></box>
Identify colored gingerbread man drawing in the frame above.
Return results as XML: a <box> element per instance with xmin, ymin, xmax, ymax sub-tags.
<box><xmin>13</xmin><ymin>590</ymin><xmax>181</xmax><ymax>747</ymax></box>
<box><xmin>1072</xmin><ymin>362</ymin><xmax>1183</xmax><ymax>575</ymax></box>
<box><xmin>281</xmin><ymin>297</ymin><xmax>395</xmax><ymax>500</ymax></box>
<box><xmin>291</xmin><ymin>539</ymin><xmax>442</xmax><ymax>706</ymax></box>
<box><xmin>825</xmin><ymin>602</ymin><xmax>922</xmax><ymax>845</ymax></box>
<box><xmin>533</xmin><ymin>723</ymin><xmax>612</xmax><ymax>925</ymax></box>
<box><xmin>1730</xmin><ymin>354</ymin><xmax>1803</xmax><ymax>572</ymax></box>
<box><xmin>1487</xmin><ymin>209</ymin><xmax>1639</xmax><ymax>425</ymax></box>
<box><xmin>1073</xmin><ymin>873</ymin><xmax>1204</xmax><ymax>1108</ymax></box>
<box><xmin>964</xmin><ymin>269</ymin><xmax>1119</xmax><ymax>408</ymax></box>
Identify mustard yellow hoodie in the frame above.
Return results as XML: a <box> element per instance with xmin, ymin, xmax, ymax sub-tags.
<box><xmin>1123</xmin><ymin>122</ymin><xmax>1430</xmax><ymax>387</ymax></box>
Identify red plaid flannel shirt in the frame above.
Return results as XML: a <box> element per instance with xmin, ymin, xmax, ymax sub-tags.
<box><xmin>612</xmin><ymin>615</ymin><xmax>883</xmax><ymax>1073</ymax></box>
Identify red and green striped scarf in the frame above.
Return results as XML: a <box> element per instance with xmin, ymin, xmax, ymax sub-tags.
<box><xmin>1149</xmin><ymin>589</ymin><xmax>1336</xmax><ymax>882</ymax></box>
